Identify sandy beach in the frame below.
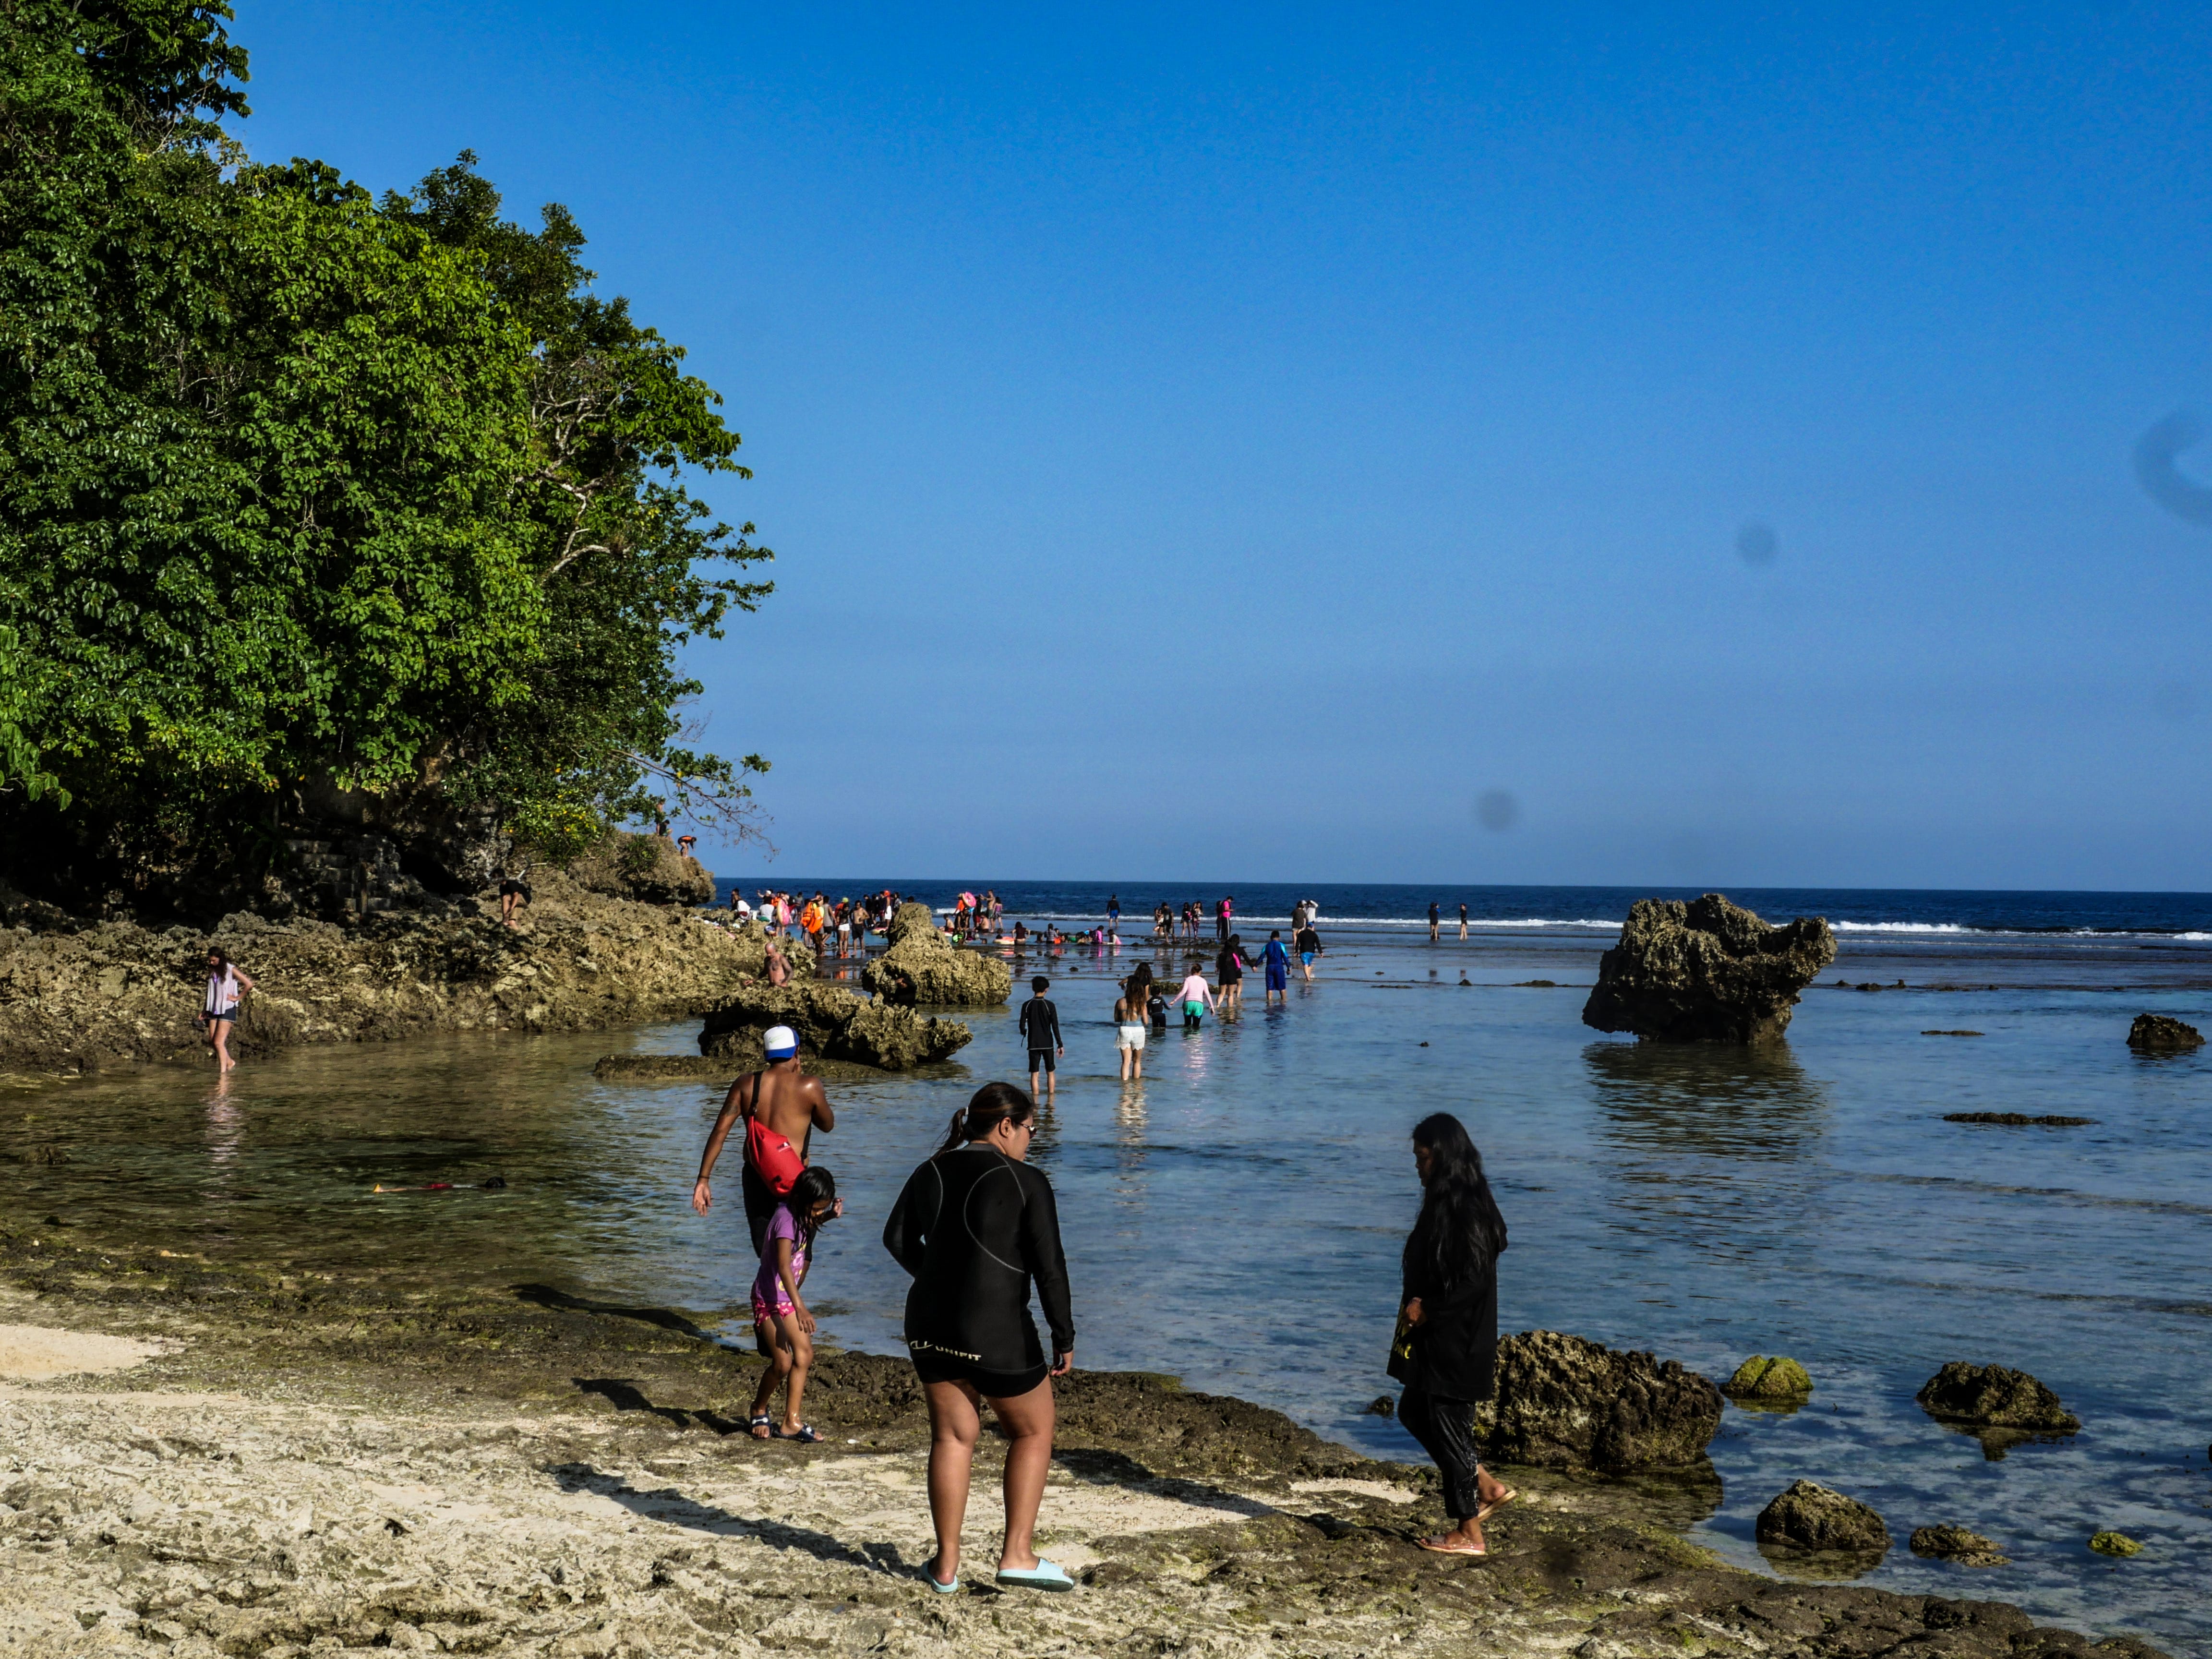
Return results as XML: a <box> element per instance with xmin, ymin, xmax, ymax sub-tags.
<box><xmin>0</xmin><ymin>1217</ymin><xmax>2170</xmax><ymax>1659</ymax></box>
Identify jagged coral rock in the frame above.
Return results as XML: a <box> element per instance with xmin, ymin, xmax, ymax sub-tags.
<box><xmin>1582</xmin><ymin>893</ymin><xmax>1835</xmax><ymax>1043</ymax></box>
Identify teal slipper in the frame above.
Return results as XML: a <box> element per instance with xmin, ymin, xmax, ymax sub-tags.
<box><xmin>995</xmin><ymin>1558</ymin><xmax>1075</xmax><ymax>1592</ymax></box>
<box><xmin>923</xmin><ymin>1559</ymin><xmax>958</xmax><ymax>1594</ymax></box>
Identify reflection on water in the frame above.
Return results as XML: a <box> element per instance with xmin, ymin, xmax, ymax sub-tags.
<box><xmin>3</xmin><ymin>927</ymin><xmax>2211</xmax><ymax>1654</ymax></box>
<box><xmin>1584</xmin><ymin>1041</ymin><xmax>1830</xmax><ymax>1159</ymax></box>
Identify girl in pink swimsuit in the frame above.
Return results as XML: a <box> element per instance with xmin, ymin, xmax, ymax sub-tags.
<box><xmin>749</xmin><ymin>1166</ymin><xmax>840</xmax><ymax>1443</ymax></box>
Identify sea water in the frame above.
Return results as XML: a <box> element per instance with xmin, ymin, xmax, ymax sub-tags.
<box><xmin>5</xmin><ymin>884</ymin><xmax>2207</xmax><ymax>1651</ymax></box>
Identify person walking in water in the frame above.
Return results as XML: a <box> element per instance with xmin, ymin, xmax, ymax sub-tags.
<box><xmin>1114</xmin><ymin>966</ymin><xmax>1151</xmax><ymax>1081</ymax></box>
<box><xmin>1106</xmin><ymin>894</ymin><xmax>1120</xmax><ymax>938</ymax></box>
<box><xmin>1428</xmin><ymin>901</ymin><xmax>1441</xmax><ymax>943</ymax></box>
<box><xmin>882</xmin><ymin>1083</ymin><xmax>1076</xmax><ymax>1593</ymax></box>
<box><xmin>1458</xmin><ymin>902</ymin><xmax>1468</xmax><ymax>941</ymax></box>
<box><xmin>200</xmin><ymin>949</ymin><xmax>254</xmax><ymax>1072</ymax></box>
<box><xmin>1262</xmin><ymin>930</ymin><xmax>1291</xmax><ymax>1007</ymax></box>
<box><xmin>1294</xmin><ymin>918</ymin><xmax>1324</xmax><ymax>982</ymax></box>
<box><xmin>693</xmin><ymin>1025</ymin><xmax>837</xmax><ymax>1258</ymax></box>
<box><xmin>1177</xmin><ymin>964</ymin><xmax>1216</xmax><ymax>1030</ymax></box>
<box><xmin>747</xmin><ymin>1165</ymin><xmax>840</xmax><ymax>1443</ymax></box>
<box><xmin>1393</xmin><ymin>1112</ymin><xmax>1514</xmax><ymax>1556</ymax></box>
<box><xmin>1216</xmin><ymin>895</ymin><xmax>1234</xmax><ymax>942</ymax></box>
<box><xmin>1018</xmin><ymin>976</ymin><xmax>1063</xmax><ymax>1101</ymax></box>
<box><xmin>1216</xmin><ymin>934</ymin><xmax>1248</xmax><ymax>1015</ymax></box>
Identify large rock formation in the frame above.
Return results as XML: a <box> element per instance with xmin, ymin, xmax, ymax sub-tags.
<box><xmin>1474</xmin><ymin>1331</ymin><xmax>1722</xmax><ymax>1472</ymax></box>
<box><xmin>1582</xmin><ymin>893</ymin><xmax>1836</xmax><ymax>1044</ymax></box>
<box><xmin>563</xmin><ymin>831</ymin><xmax>715</xmax><ymax>908</ymax></box>
<box><xmin>1915</xmin><ymin>1362</ymin><xmax>2080</xmax><ymax>1433</ymax></box>
<box><xmin>1756</xmin><ymin>1481</ymin><xmax>1890</xmax><ymax>1554</ymax></box>
<box><xmin>0</xmin><ymin>869</ymin><xmax>777</xmax><ymax>1076</ymax></box>
<box><xmin>699</xmin><ymin>980</ymin><xmax>971</xmax><ymax>1071</ymax></box>
<box><xmin>861</xmin><ymin>903</ymin><xmax>1011</xmax><ymax>1006</ymax></box>
<box><xmin>2127</xmin><ymin>1013</ymin><xmax>2204</xmax><ymax>1051</ymax></box>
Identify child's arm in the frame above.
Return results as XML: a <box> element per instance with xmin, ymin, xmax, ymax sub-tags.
<box><xmin>775</xmin><ymin>1237</ymin><xmax>815</xmax><ymax>1331</ymax></box>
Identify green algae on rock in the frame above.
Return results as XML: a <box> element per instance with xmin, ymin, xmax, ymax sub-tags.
<box><xmin>1916</xmin><ymin>1360</ymin><xmax>2080</xmax><ymax>1433</ymax></box>
<box><xmin>1723</xmin><ymin>1354</ymin><xmax>1814</xmax><ymax>1403</ymax></box>
<box><xmin>1911</xmin><ymin>1525</ymin><xmax>2009</xmax><ymax>1566</ymax></box>
<box><xmin>1756</xmin><ymin>1479</ymin><xmax>1890</xmax><ymax>1556</ymax></box>
<box><xmin>2090</xmin><ymin>1530</ymin><xmax>2144</xmax><ymax>1558</ymax></box>
<box><xmin>1476</xmin><ymin>1330</ymin><xmax>1722</xmax><ymax>1471</ymax></box>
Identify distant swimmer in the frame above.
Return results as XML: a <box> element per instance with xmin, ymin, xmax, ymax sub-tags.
<box><xmin>1262</xmin><ymin>930</ymin><xmax>1291</xmax><ymax>1006</ymax></box>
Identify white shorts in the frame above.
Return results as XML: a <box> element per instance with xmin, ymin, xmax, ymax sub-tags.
<box><xmin>1116</xmin><ymin>1023</ymin><xmax>1147</xmax><ymax>1051</ymax></box>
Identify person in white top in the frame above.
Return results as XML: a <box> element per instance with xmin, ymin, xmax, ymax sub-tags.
<box><xmin>201</xmin><ymin>948</ymin><xmax>256</xmax><ymax>1072</ymax></box>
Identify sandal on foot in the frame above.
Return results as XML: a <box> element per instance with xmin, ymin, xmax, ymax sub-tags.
<box><xmin>923</xmin><ymin>1559</ymin><xmax>959</xmax><ymax>1594</ymax></box>
<box><xmin>1415</xmin><ymin>1534</ymin><xmax>1487</xmax><ymax>1556</ymax></box>
<box><xmin>995</xmin><ymin>1558</ymin><xmax>1076</xmax><ymax>1591</ymax></box>
<box><xmin>748</xmin><ymin>1415</ymin><xmax>773</xmax><ymax>1439</ymax></box>
<box><xmin>773</xmin><ymin>1422</ymin><xmax>823</xmax><ymax>1444</ymax></box>
<box><xmin>1476</xmin><ymin>1486</ymin><xmax>1518</xmax><ymax>1522</ymax></box>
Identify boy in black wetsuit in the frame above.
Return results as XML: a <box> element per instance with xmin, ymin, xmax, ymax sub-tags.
<box><xmin>1018</xmin><ymin>976</ymin><xmax>1063</xmax><ymax>1101</ymax></box>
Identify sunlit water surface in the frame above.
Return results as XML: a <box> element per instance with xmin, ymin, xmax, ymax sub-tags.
<box><xmin>5</xmin><ymin>916</ymin><xmax>2208</xmax><ymax>1652</ymax></box>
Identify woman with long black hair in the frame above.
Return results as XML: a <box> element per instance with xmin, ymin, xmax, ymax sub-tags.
<box><xmin>882</xmin><ymin>1082</ymin><xmax>1075</xmax><ymax>1594</ymax></box>
<box><xmin>1396</xmin><ymin>1111</ymin><xmax>1515</xmax><ymax>1555</ymax></box>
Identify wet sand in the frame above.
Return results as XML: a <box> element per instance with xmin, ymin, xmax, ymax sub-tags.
<box><xmin>0</xmin><ymin>1221</ymin><xmax>2169</xmax><ymax>1659</ymax></box>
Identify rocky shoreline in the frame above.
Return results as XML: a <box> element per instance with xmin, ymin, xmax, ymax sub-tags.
<box><xmin>0</xmin><ymin>1218</ymin><xmax>2169</xmax><ymax>1659</ymax></box>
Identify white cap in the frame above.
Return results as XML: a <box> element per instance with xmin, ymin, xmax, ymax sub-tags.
<box><xmin>763</xmin><ymin>1025</ymin><xmax>799</xmax><ymax>1058</ymax></box>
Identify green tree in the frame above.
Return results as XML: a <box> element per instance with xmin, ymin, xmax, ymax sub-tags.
<box><xmin>0</xmin><ymin>1</ymin><xmax>772</xmax><ymax>904</ymax></box>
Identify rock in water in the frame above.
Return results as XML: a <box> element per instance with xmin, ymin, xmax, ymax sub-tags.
<box><xmin>1723</xmin><ymin>1355</ymin><xmax>1813</xmax><ymax>1402</ymax></box>
<box><xmin>1915</xmin><ymin>1361</ymin><xmax>2080</xmax><ymax>1433</ymax></box>
<box><xmin>699</xmin><ymin>981</ymin><xmax>970</xmax><ymax>1071</ymax></box>
<box><xmin>861</xmin><ymin>905</ymin><xmax>1012</xmax><ymax>1006</ymax></box>
<box><xmin>1581</xmin><ymin>894</ymin><xmax>1836</xmax><ymax>1044</ymax></box>
<box><xmin>1910</xmin><ymin>1526</ymin><xmax>2009</xmax><ymax>1566</ymax></box>
<box><xmin>2088</xmin><ymin>1530</ymin><xmax>2142</xmax><ymax>1558</ymax></box>
<box><xmin>1475</xmin><ymin>1331</ymin><xmax>1721</xmax><ymax>1471</ymax></box>
<box><xmin>2127</xmin><ymin>1013</ymin><xmax>2205</xmax><ymax>1050</ymax></box>
<box><xmin>1756</xmin><ymin>1481</ymin><xmax>1890</xmax><ymax>1553</ymax></box>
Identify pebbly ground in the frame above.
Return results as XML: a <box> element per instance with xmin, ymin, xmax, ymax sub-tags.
<box><xmin>0</xmin><ymin>1222</ymin><xmax>2171</xmax><ymax>1659</ymax></box>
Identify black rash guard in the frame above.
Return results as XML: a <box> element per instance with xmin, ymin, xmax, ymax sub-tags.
<box><xmin>1017</xmin><ymin>995</ymin><xmax>1061</xmax><ymax>1052</ymax></box>
<box><xmin>882</xmin><ymin>1144</ymin><xmax>1074</xmax><ymax>1373</ymax></box>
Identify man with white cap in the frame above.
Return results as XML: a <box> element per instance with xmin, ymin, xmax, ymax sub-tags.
<box><xmin>693</xmin><ymin>1024</ymin><xmax>837</xmax><ymax>1258</ymax></box>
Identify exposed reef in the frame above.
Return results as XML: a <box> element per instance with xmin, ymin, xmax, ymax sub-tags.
<box><xmin>1476</xmin><ymin>1330</ymin><xmax>1722</xmax><ymax>1472</ymax></box>
<box><xmin>2127</xmin><ymin>1013</ymin><xmax>2204</xmax><ymax>1051</ymax></box>
<box><xmin>699</xmin><ymin>979</ymin><xmax>972</xmax><ymax>1071</ymax></box>
<box><xmin>860</xmin><ymin>902</ymin><xmax>1012</xmax><ymax>1006</ymax></box>
<box><xmin>1582</xmin><ymin>893</ymin><xmax>1836</xmax><ymax>1044</ymax></box>
<box><xmin>1916</xmin><ymin>1362</ymin><xmax>2080</xmax><ymax>1434</ymax></box>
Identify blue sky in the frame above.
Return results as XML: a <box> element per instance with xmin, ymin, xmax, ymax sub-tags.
<box><xmin>235</xmin><ymin>3</ymin><xmax>2212</xmax><ymax>890</ymax></box>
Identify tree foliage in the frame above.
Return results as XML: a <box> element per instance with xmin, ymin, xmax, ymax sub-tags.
<box><xmin>0</xmin><ymin>1</ymin><xmax>771</xmax><ymax>900</ymax></box>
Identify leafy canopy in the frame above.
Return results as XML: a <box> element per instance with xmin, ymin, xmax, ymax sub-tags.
<box><xmin>0</xmin><ymin>1</ymin><xmax>771</xmax><ymax>893</ymax></box>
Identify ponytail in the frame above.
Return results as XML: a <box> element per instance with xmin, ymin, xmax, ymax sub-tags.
<box><xmin>938</xmin><ymin>1081</ymin><xmax>1037</xmax><ymax>1154</ymax></box>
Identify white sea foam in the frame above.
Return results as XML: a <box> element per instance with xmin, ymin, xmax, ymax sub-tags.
<box><xmin>1828</xmin><ymin>921</ymin><xmax>1972</xmax><ymax>934</ymax></box>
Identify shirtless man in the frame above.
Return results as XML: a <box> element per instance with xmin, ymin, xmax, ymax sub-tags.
<box><xmin>692</xmin><ymin>1025</ymin><xmax>837</xmax><ymax>1256</ymax></box>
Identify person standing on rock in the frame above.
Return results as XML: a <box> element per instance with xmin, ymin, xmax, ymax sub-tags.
<box><xmin>692</xmin><ymin>1025</ymin><xmax>838</xmax><ymax>1259</ymax></box>
<box><xmin>1018</xmin><ymin>977</ymin><xmax>1063</xmax><ymax>1102</ymax></box>
<box><xmin>199</xmin><ymin>949</ymin><xmax>255</xmax><ymax>1072</ymax></box>
<box><xmin>881</xmin><ymin>1083</ymin><xmax>1076</xmax><ymax>1593</ymax></box>
<box><xmin>1395</xmin><ymin>1111</ymin><xmax>1514</xmax><ymax>1557</ymax></box>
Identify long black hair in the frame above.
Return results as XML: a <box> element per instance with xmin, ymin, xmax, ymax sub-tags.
<box><xmin>938</xmin><ymin>1081</ymin><xmax>1036</xmax><ymax>1154</ymax></box>
<box><xmin>786</xmin><ymin>1166</ymin><xmax>838</xmax><ymax>1243</ymax></box>
<box><xmin>1405</xmin><ymin>1112</ymin><xmax>1507</xmax><ymax>1292</ymax></box>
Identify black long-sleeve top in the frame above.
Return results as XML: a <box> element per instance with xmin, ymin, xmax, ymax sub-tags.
<box><xmin>1017</xmin><ymin>995</ymin><xmax>1061</xmax><ymax>1050</ymax></box>
<box><xmin>1400</xmin><ymin>1225</ymin><xmax>1507</xmax><ymax>1402</ymax></box>
<box><xmin>882</xmin><ymin>1145</ymin><xmax>1075</xmax><ymax>1371</ymax></box>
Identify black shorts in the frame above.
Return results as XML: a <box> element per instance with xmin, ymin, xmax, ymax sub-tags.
<box><xmin>1028</xmin><ymin>1047</ymin><xmax>1055</xmax><ymax>1074</ymax></box>
<box><xmin>912</xmin><ymin>1348</ymin><xmax>1049</xmax><ymax>1399</ymax></box>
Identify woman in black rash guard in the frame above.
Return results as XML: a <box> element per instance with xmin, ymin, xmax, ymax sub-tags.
<box><xmin>1397</xmin><ymin>1111</ymin><xmax>1515</xmax><ymax>1555</ymax></box>
<box><xmin>882</xmin><ymin>1082</ymin><xmax>1075</xmax><ymax>1594</ymax></box>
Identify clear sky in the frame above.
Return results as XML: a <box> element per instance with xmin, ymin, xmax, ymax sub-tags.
<box><xmin>233</xmin><ymin>2</ymin><xmax>2212</xmax><ymax>890</ymax></box>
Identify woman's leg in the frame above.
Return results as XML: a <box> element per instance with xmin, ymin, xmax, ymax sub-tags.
<box><xmin>985</xmin><ymin>1378</ymin><xmax>1057</xmax><ymax>1571</ymax></box>
<box><xmin>1398</xmin><ymin>1386</ymin><xmax>1485</xmax><ymax>1549</ymax></box>
<box><xmin>211</xmin><ymin>1019</ymin><xmax>232</xmax><ymax>1072</ymax></box>
<box><xmin>773</xmin><ymin>1313</ymin><xmax>813</xmax><ymax>1431</ymax></box>
<box><xmin>924</xmin><ymin>1379</ymin><xmax>983</xmax><ymax>1582</ymax></box>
